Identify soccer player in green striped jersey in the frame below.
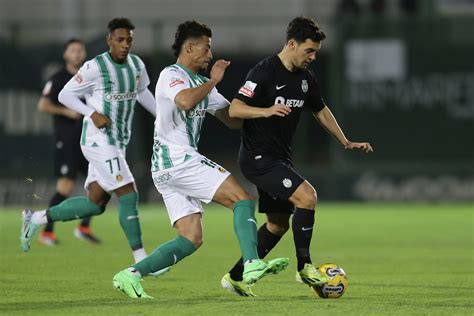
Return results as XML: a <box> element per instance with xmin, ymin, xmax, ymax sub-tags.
<box><xmin>20</xmin><ymin>18</ymin><xmax>156</xmax><ymax>266</ymax></box>
<box><xmin>112</xmin><ymin>20</ymin><xmax>289</xmax><ymax>299</ymax></box>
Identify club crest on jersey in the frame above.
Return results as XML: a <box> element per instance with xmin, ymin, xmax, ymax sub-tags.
<box><xmin>116</xmin><ymin>175</ymin><xmax>123</xmax><ymax>182</ymax></box>
<box><xmin>238</xmin><ymin>81</ymin><xmax>257</xmax><ymax>98</ymax></box>
<box><xmin>135</xmin><ymin>74</ymin><xmax>141</xmax><ymax>83</ymax></box>
<box><xmin>301</xmin><ymin>80</ymin><xmax>308</xmax><ymax>93</ymax></box>
<box><xmin>282</xmin><ymin>178</ymin><xmax>292</xmax><ymax>188</ymax></box>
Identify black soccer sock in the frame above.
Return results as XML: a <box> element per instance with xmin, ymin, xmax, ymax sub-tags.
<box><xmin>229</xmin><ymin>223</ymin><xmax>283</xmax><ymax>281</ymax></box>
<box><xmin>79</xmin><ymin>216</ymin><xmax>92</xmax><ymax>227</ymax></box>
<box><xmin>292</xmin><ymin>208</ymin><xmax>315</xmax><ymax>271</ymax></box>
<box><xmin>44</xmin><ymin>192</ymin><xmax>67</xmax><ymax>232</ymax></box>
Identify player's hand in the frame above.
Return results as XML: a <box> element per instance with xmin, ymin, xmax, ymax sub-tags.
<box><xmin>90</xmin><ymin>111</ymin><xmax>111</xmax><ymax>129</ymax></box>
<box><xmin>62</xmin><ymin>108</ymin><xmax>82</xmax><ymax>120</ymax></box>
<box><xmin>210</xmin><ymin>60</ymin><xmax>231</xmax><ymax>84</ymax></box>
<box><xmin>344</xmin><ymin>141</ymin><xmax>373</xmax><ymax>153</ymax></box>
<box><xmin>263</xmin><ymin>104</ymin><xmax>292</xmax><ymax>118</ymax></box>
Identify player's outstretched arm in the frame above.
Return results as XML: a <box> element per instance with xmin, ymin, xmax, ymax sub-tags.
<box><xmin>313</xmin><ymin>106</ymin><xmax>373</xmax><ymax>153</ymax></box>
<box><xmin>175</xmin><ymin>59</ymin><xmax>230</xmax><ymax>111</ymax></box>
<box><xmin>229</xmin><ymin>99</ymin><xmax>291</xmax><ymax>119</ymax></box>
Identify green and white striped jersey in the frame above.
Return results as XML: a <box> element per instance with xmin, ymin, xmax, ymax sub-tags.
<box><xmin>62</xmin><ymin>52</ymin><xmax>150</xmax><ymax>148</ymax></box>
<box><xmin>151</xmin><ymin>63</ymin><xmax>229</xmax><ymax>172</ymax></box>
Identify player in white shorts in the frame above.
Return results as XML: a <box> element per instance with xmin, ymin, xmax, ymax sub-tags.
<box><xmin>20</xmin><ymin>18</ymin><xmax>156</xmax><ymax>266</ymax></box>
<box><xmin>112</xmin><ymin>20</ymin><xmax>289</xmax><ymax>299</ymax></box>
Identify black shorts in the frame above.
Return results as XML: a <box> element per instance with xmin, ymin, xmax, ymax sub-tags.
<box><xmin>53</xmin><ymin>128</ymin><xmax>88</xmax><ymax>179</ymax></box>
<box><xmin>238</xmin><ymin>148</ymin><xmax>304</xmax><ymax>214</ymax></box>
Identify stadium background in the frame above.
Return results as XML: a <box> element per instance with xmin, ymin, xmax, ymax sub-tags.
<box><xmin>0</xmin><ymin>1</ymin><xmax>473</xmax><ymax>315</ymax></box>
<box><xmin>0</xmin><ymin>0</ymin><xmax>472</xmax><ymax>205</ymax></box>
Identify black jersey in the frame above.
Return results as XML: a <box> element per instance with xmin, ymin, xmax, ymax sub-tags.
<box><xmin>42</xmin><ymin>68</ymin><xmax>83</xmax><ymax>133</ymax></box>
<box><xmin>234</xmin><ymin>55</ymin><xmax>326</xmax><ymax>160</ymax></box>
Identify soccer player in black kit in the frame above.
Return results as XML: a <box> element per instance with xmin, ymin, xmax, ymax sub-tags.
<box><xmin>37</xmin><ymin>39</ymin><xmax>101</xmax><ymax>245</ymax></box>
<box><xmin>221</xmin><ymin>17</ymin><xmax>373</xmax><ymax>296</ymax></box>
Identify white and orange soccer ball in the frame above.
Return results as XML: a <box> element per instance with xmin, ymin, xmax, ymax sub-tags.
<box><xmin>311</xmin><ymin>263</ymin><xmax>349</xmax><ymax>299</ymax></box>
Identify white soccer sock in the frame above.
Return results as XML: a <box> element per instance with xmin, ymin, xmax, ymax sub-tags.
<box><xmin>31</xmin><ymin>210</ymin><xmax>48</xmax><ymax>225</ymax></box>
<box><xmin>133</xmin><ymin>248</ymin><xmax>147</xmax><ymax>263</ymax></box>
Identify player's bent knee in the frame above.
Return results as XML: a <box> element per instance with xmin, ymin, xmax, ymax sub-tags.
<box><xmin>305</xmin><ymin>191</ymin><xmax>317</xmax><ymax>209</ymax></box>
<box><xmin>85</xmin><ymin>199</ymin><xmax>105</xmax><ymax>216</ymax></box>
<box><xmin>296</xmin><ymin>187</ymin><xmax>318</xmax><ymax>209</ymax></box>
<box><xmin>187</xmin><ymin>235</ymin><xmax>203</xmax><ymax>248</ymax></box>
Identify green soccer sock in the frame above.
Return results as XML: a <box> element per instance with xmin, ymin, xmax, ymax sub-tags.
<box><xmin>118</xmin><ymin>192</ymin><xmax>143</xmax><ymax>250</ymax></box>
<box><xmin>133</xmin><ymin>235</ymin><xmax>197</xmax><ymax>276</ymax></box>
<box><xmin>47</xmin><ymin>196</ymin><xmax>104</xmax><ymax>222</ymax></box>
<box><xmin>233</xmin><ymin>200</ymin><xmax>259</xmax><ymax>262</ymax></box>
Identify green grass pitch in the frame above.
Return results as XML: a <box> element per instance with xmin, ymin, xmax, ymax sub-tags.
<box><xmin>0</xmin><ymin>203</ymin><xmax>472</xmax><ymax>315</ymax></box>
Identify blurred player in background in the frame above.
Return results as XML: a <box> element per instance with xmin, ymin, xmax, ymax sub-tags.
<box><xmin>112</xmin><ymin>20</ymin><xmax>289</xmax><ymax>299</ymax></box>
<box><xmin>38</xmin><ymin>38</ymin><xmax>100</xmax><ymax>246</ymax></box>
<box><xmin>221</xmin><ymin>16</ymin><xmax>373</xmax><ymax>296</ymax></box>
<box><xmin>20</xmin><ymin>17</ymin><xmax>156</xmax><ymax>266</ymax></box>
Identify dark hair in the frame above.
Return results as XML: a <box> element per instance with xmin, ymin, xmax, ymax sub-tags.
<box><xmin>171</xmin><ymin>20</ymin><xmax>212</xmax><ymax>57</ymax></box>
<box><xmin>286</xmin><ymin>16</ymin><xmax>326</xmax><ymax>43</ymax></box>
<box><xmin>108</xmin><ymin>17</ymin><xmax>135</xmax><ymax>33</ymax></box>
<box><xmin>63</xmin><ymin>38</ymin><xmax>84</xmax><ymax>52</ymax></box>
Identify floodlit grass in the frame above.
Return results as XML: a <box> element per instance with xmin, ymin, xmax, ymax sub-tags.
<box><xmin>0</xmin><ymin>203</ymin><xmax>472</xmax><ymax>315</ymax></box>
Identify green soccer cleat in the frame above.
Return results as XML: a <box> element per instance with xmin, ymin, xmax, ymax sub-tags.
<box><xmin>113</xmin><ymin>269</ymin><xmax>154</xmax><ymax>299</ymax></box>
<box><xmin>265</xmin><ymin>257</ymin><xmax>290</xmax><ymax>276</ymax></box>
<box><xmin>242</xmin><ymin>257</ymin><xmax>289</xmax><ymax>285</ymax></box>
<box><xmin>20</xmin><ymin>209</ymin><xmax>40</xmax><ymax>252</ymax></box>
<box><xmin>296</xmin><ymin>263</ymin><xmax>329</xmax><ymax>286</ymax></box>
<box><xmin>221</xmin><ymin>273</ymin><xmax>256</xmax><ymax>297</ymax></box>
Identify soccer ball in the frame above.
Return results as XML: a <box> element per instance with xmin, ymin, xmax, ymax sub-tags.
<box><xmin>311</xmin><ymin>263</ymin><xmax>348</xmax><ymax>299</ymax></box>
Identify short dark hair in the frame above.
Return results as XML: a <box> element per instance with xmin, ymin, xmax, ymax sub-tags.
<box><xmin>63</xmin><ymin>38</ymin><xmax>84</xmax><ymax>52</ymax></box>
<box><xmin>171</xmin><ymin>20</ymin><xmax>212</xmax><ymax>57</ymax></box>
<box><xmin>286</xmin><ymin>16</ymin><xmax>326</xmax><ymax>43</ymax></box>
<box><xmin>108</xmin><ymin>17</ymin><xmax>135</xmax><ymax>34</ymax></box>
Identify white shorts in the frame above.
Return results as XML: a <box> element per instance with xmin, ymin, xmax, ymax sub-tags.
<box><xmin>152</xmin><ymin>153</ymin><xmax>230</xmax><ymax>225</ymax></box>
<box><xmin>81</xmin><ymin>145</ymin><xmax>134</xmax><ymax>193</ymax></box>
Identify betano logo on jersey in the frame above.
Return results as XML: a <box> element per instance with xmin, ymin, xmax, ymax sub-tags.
<box><xmin>275</xmin><ymin>96</ymin><xmax>305</xmax><ymax>108</ymax></box>
<box><xmin>104</xmin><ymin>91</ymin><xmax>137</xmax><ymax>102</ymax></box>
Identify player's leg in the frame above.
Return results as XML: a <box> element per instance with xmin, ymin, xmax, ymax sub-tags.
<box><xmin>40</xmin><ymin>177</ymin><xmax>75</xmax><ymax>246</ymax></box>
<box><xmin>289</xmin><ymin>180</ymin><xmax>328</xmax><ymax>285</ymax></box>
<box><xmin>132</xmin><ymin>213</ymin><xmax>201</xmax><ymax>276</ymax></box>
<box><xmin>114</xmin><ymin>182</ymin><xmax>148</xmax><ymax>263</ymax></box>
<box><xmin>73</xmin><ymin>143</ymin><xmax>100</xmax><ymax>243</ymax></box>
<box><xmin>222</xmin><ymin>192</ymin><xmax>291</xmax><ymax>296</ymax></box>
<box><xmin>237</xmin><ymin>154</ymin><xmax>327</xmax><ymax>286</ymax></box>
<box><xmin>226</xmin><ymin>214</ymin><xmax>290</xmax><ymax>277</ymax></box>
<box><xmin>20</xmin><ymin>180</ymin><xmax>108</xmax><ymax>252</ymax></box>
<box><xmin>213</xmin><ymin>176</ymin><xmax>289</xmax><ymax>285</ymax></box>
<box><xmin>113</xmin><ymin>190</ymin><xmax>202</xmax><ymax>299</ymax></box>
<box><xmin>113</xmin><ymin>214</ymin><xmax>199</xmax><ymax>299</ymax></box>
